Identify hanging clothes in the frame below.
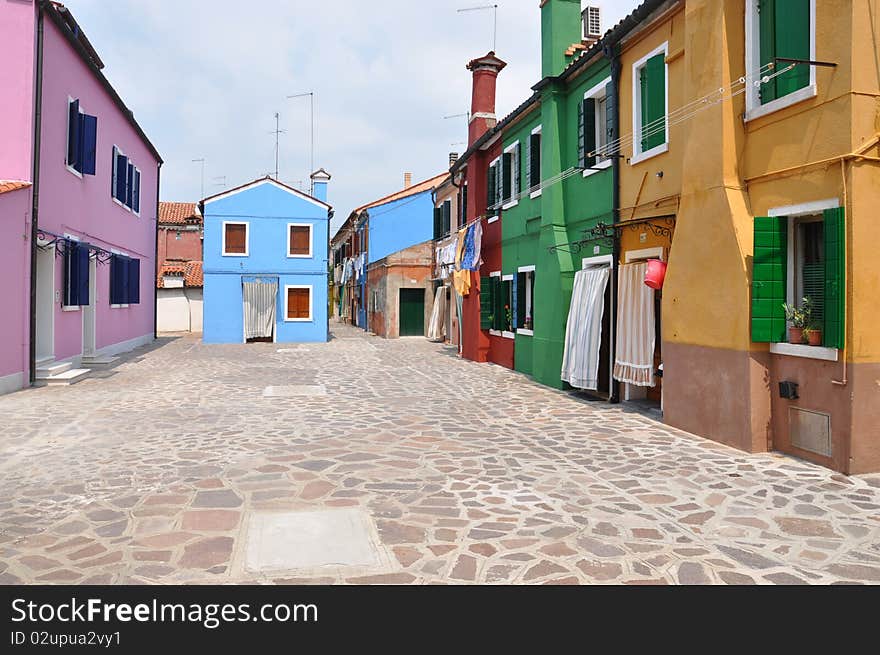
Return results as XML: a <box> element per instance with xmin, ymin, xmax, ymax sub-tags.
<box><xmin>468</xmin><ymin>220</ymin><xmax>483</xmax><ymax>272</ymax></box>
<box><xmin>454</xmin><ymin>226</ymin><xmax>468</xmax><ymax>268</ymax></box>
<box><xmin>561</xmin><ymin>267</ymin><xmax>610</xmax><ymax>390</ymax></box>
<box><xmin>452</xmin><ymin>269</ymin><xmax>471</xmax><ymax>296</ymax></box>
<box><xmin>243</xmin><ymin>279</ymin><xmax>278</xmax><ymax>340</ymax></box>
<box><xmin>427</xmin><ymin>286</ymin><xmax>447</xmax><ymax>342</ymax></box>
<box><xmin>613</xmin><ymin>262</ymin><xmax>656</xmax><ymax>387</ymax></box>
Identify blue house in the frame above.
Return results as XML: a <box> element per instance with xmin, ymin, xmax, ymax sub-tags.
<box><xmin>201</xmin><ymin>173</ymin><xmax>331</xmax><ymax>344</ymax></box>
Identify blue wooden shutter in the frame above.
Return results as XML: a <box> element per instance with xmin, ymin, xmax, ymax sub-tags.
<box><xmin>80</xmin><ymin>114</ymin><xmax>97</xmax><ymax>175</ymax></box>
<box><xmin>132</xmin><ymin>168</ymin><xmax>141</xmax><ymax>213</ymax></box>
<box><xmin>63</xmin><ymin>241</ymin><xmax>87</xmax><ymax>306</ymax></box>
<box><xmin>115</xmin><ymin>153</ymin><xmax>127</xmax><ymax>201</ymax></box>
<box><xmin>126</xmin><ymin>162</ymin><xmax>135</xmax><ymax>208</ymax></box>
<box><xmin>67</xmin><ymin>99</ymin><xmax>81</xmax><ymax>170</ymax></box>
<box><xmin>128</xmin><ymin>258</ymin><xmax>141</xmax><ymax>304</ymax></box>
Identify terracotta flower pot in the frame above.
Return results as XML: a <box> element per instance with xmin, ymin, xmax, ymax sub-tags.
<box><xmin>788</xmin><ymin>327</ymin><xmax>804</xmax><ymax>344</ymax></box>
<box><xmin>807</xmin><ymin>330</ymin><xmax>822</xmax><ymax>346</ymax></box>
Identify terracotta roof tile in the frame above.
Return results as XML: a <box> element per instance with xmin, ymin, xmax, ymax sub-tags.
<box><xmin>355</xmin><ymin>173</ymin><xmax>449</xmax><ymax>214</ymax></box>
<box><xmin>0</xmin><ymin>181</ymin><xmax>32</xmax><ymax>195</ymax></box>
<box><xmin>159</xmin><ymin>201</ymin><xmax>201</xmax><ymax>225</ymax></box>
<box><xmin>157</xmin><ymin>260</ymin><xmax>203</xmax><ymax>289</ymax></box>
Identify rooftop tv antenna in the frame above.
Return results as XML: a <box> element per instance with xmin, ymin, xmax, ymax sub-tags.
<box><xmin>192</xmin><ymin>158</ymin><xmax>206</xmax><ymax>199</ymax></box>
<box><xmin>457</xmin><ymin>4</ymin><xmax>499</xmax><ymax>52</ymax></box>
<box><xmin>269</xmin><ymin>112</ymin><xmax>286</xmax><ymax>179</ymax></box>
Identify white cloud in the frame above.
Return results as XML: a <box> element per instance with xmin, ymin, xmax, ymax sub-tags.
<box><xmin>65</xmin><ymin>0</ymin><xmax>640</xmax><ymax>230</ymax></box>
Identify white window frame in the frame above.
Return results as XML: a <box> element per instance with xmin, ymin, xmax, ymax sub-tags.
<box><xmin>745</xmin><ymin>0</ymin><xmax>817</xmax><ymax>122</ymax></box>
<box><xmin>631</xmin><ymin>42</ymin><xmax>669</xmax><ymax>165</ymax></box>
<box><xmin>529</xmin><ymin>126</ymin><xmax>543</xmax><ymax>198</ymax></box>
<box><xmin>222</xmin><ymin>221</ymin><xmax>249</xmax><ymax>257</ymax></box>
<box><xmin>109</xmin><ymin>248</ymin><xmax>130</xmax><ymax>309</ymax></box>
<box><xmin>111</xmin><ymin>145</ymin><xmax>132</xmax><ymax>213</ymax></box>
<box><xmin>766</xmin><ymin>198</ymin><xmax>839</xmax><ymax>361</ymax></box>
<box><xmin>501</xmin><ymin>273</ymin><xmax>515</xmax><ymax>338</ymax></box>
<box><xmin>61</xmin><ymin>233</ymin><xmax>82</xmax><ymax>312</ymax></box>
<box><xmin>287</xmin><ymin>223</ymin><xmax>313</xmax><ymax>258</ymax></box>
<box><xmin>516</xmin><ymin>265</ymin><xmax>536</xmax><ymax>336</ymax></box>
<box><xmin>284</xmin><ymin>285</ymin><xmax>314</xmax><ymax>323</ymax></box>
<box><xmin>502</xmin><ymin>142</ymin><xmax>520</xmax><ymax>210</ymax></box>
<box><xmin>583</xmin><ymin>77</ymin><xmax>614</xmax><ymax>177</ymax></box>
<box><xmin>65</xmin><ymin>96</ymin><xmax>85</xmax><ymax>179</ymax></box>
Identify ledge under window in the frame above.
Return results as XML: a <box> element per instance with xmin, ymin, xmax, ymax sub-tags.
<box><xmin>630</xmin><ymin>142</ymin><xmax>668</xmax><ymax>166</ymax></box>
<box><xmin>770</xmin><ymin>342</ymin><xmax>838</xmax><ymax>362</ymax></box>
<box><xmin>529</xmin><ymin>190</ymin><xmax>542</xmax><ymax>199</ymax></box>
<box><xmin>745</xmin><ymin>84</ymin><xmax>817</xmax><ymax>123</ymax></box>
<box><xmin>516</xmin><ymin>328</ymin><xmax>534</xmax><ymax>337</ymax></box>
<box><xmin>502</xmin><ymin>200</ymin><xmax>519</xmax><ymax>210</ymax></box>
<box><xmin>487</xmin><ymin>215</ymin><xmax>499</xmax><ymax>224</ymax></box>
<box><xmin>502</xmin><ymin>331</ymin><xmax>515</xmax><ymax>340</ymax></box>
<box><xmin>583</xmin><ymin>160</ymin><xmax>612</xmax><ymax>177</ymax></box>
<box><xmin>489</xmin><ymin>329</ymin><xmax>501</xmax><ymax>337</ymax></box>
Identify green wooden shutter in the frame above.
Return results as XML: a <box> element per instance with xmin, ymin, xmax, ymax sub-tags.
<box><xmin>643</xmin><ymin>53</ymin><xmax>666</xmax><ymax>151</ymax></box>
<box><xmin>480</xmin><ymin>276</ymin><xmax>493</xmax><ymax>329</ymax></box>
<box><xmin>516</xmin><ymin>273</ymin><xmax>527</xmax><ymax>328</ymax></box>
<box><xmin>442</xmin><ymin>201</ymin><xmax>451</xmax><ymax>236</ymax></box>
<box><xmin>515</xmin><ymin>142</ymin><xmax>522</xmax><ymax>198</ymax></box>
<box><xmin>759</xmin><ymin>0</ymin><xmax>777</xmax><ymax>104</ymax></box>
<box><xmin>433</xmin><ymin>207</ymin><xmax>443</xmax><ymax>240</ymax></box>
<box><xmin>774</xmin><ymin>0</ymin><xmax>810</xmax><ymax>98</ymax></box>
<box><xmin>577</xmin><ymin>99</ymin><xmax>586</xmax><ymax>168</ymax></box>
<box><xmin>487</xmin><ymin>164</ymin><xmax>496</xmax><ymax>210</ymax></box>
<box><xmin>530</xmin><ymin>133</ymin><xmax>541</xmax><ymax>188</ymax></box>
<box><xmin>752</xmin><ymin>216</ymin><xmax>788</xmax><ymax>343</ymax></box>
<box><xmin>502</xmin><ymin>152</ymin><xmax>513</xmax><ymax>202</ymax></box>
<box><xmin>495</xmin><ymin>161</ymin><xmax>502</xmax><ymax>208</ymax></box>
<box><xmin>525</xmin><ymin>137</ymin><xmax>531</xmax><ymax>193</ymax></box>
<box><xmin>823</xmin><ymin>207</ymin><xmax>845</xmax><ymax>348</ymax></box>
<box><xmin>584</xmin><ymin>98</ymin><xmax>597</xmax><ymax>168</ymax></box>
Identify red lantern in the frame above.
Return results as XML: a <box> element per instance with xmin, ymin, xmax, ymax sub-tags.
<box><xmin>644</xmin><ymin>259</ymin><xmax>667</xmax><ymax>290</ymax></box>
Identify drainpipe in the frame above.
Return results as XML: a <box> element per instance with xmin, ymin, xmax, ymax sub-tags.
<box><xmin>153</xmin><ymin>161</ymin><xmax>162</xmax><ymax>340</ymax></box>
<box><xmin>605</xmin><ymin>41</ymin><xmax>622</xmax><ymax>404</ymax></box>
<box><xmin>28</xmin><ymin>9</ymin><xmax>45</xmax><ymax>386</ymax></box>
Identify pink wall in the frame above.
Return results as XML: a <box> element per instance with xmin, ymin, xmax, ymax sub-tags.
<box><xmin>0</xmin><ymin>188</ymin><xmax>32</xmax><ymax>381</ymax></box>
<box><xmin>39</xmin><ymin>17</ymin><xmax>159</xmax><ymax>362</ymax></box>
<box><xmin>0</xmin><ymin>0</ymin><xmax>36</xmax><ymax>183</ymax></box>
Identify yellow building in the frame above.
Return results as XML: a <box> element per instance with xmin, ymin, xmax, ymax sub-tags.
<box><xmin>613</xmin><ymin>0</ymin><xmax>879</xmax><ymax>473</ymax></box>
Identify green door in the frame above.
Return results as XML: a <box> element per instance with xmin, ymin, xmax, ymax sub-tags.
<box><xmin>399</xmin><ymin>288</ymin><xmax>425</xmax><ymax>336</ymax></box>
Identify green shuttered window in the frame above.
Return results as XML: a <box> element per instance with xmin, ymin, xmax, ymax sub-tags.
<box><xmin>751</xmin><ymin>209</ymin><xmax>846</xmax><ymax>348</ymax></box>
<box><xmin>480</xmin><ymin>276</ymin><xmax>493</xmax><ymax>330</ymax></box>
<box><xmin>639</xmin><ymin>53</ymin><xmax>666</xmax><ymax>153</ymax></box>
<box><xmin>759</xmin><ymin>0</ymin><xmax>810</xmax><ymax>105</ymax></box>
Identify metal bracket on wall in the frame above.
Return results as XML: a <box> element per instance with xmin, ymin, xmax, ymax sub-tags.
<box><xmin>588</xmin><ymin>215</ymin><xmax>676</xmax><ymax>241</ymax></box>
<box><xmin>36</xmin><ymin>228</ymin><xmax>114</xmax><ymax>264</ymax></box>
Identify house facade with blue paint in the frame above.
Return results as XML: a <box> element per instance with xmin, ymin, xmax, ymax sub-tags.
<box><xmin>201</xmin><ymin>174</ymin><xmax>331</xmax><ymax>344</ymax></box>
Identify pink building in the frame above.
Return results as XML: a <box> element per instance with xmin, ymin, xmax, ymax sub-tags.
<box><xmin>0</xmin><ymin>0</ymin><xmax>162</xmax><ymax>393</ymax></box>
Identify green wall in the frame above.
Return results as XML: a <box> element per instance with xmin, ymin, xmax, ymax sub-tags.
<box><xmin>500</xmin><ymin>57</ymin><xmax>615</xmax><ymax>390</ymax></box>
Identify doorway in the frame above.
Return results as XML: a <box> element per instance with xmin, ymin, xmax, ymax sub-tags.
<box><xmin>82</xmin><ymin>255</ymin><xmax>97</xmax><ymax>356</ymax></box>
<box><xmin>399</xmin><ymin>288</ymin><xmax>425</xmax><ymax>337</ymax></box>
<box><xmin>35</xmin><ymin>244</ymin><xmax>55</xmax><ymax>362</ymax></box>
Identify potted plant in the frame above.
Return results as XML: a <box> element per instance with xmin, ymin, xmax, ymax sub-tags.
<box><xmin>782</xmin><ymin>299</ymin><xmax>808</xmax><ymax>344</ymax></box>
<box><xmin>803</xmin><ymin>321</ymin><xmax>823</xmax><ymax>346</ymax></box>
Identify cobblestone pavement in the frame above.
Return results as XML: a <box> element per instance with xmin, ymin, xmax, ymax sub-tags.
<box><xmin>2</xmin><ymin>324</ymin><xmax>880</xmax><ymax>585</ymax></box>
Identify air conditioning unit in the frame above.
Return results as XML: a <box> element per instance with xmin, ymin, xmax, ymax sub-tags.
<box><xmin>583</xmin><ymin>6</ymin><xmax>601</xmax><ymax>40</ymax></box>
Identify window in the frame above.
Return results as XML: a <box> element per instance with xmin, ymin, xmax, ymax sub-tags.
<box><xmin>746</xmin><ymin>0</ymin><xmax>814</xmax><ymax>119</ymax></box>
<box><xmin>109</xmin><ymin>253</ymin><xmax>140</xmax><ymax>307</ymax></box>
<box><xmin>527</xmin><ymin>127</ymin><xmax>542</xmax><ymax>194</ymax></box>
<box><xmin>516</xmin><ymin>268</ymin><xmax>535</xmax><ymax>333</ymax></box>
<box><xmin>285</xmin><ymin>286</ymin><xmax>312</xmax><ymax>321</ymax></box>
<box><xmin>580</xmin><ymin>78</ymin><xmax>614</xmax><ymax>175</ymax></box>
<box><xmin>433</xmin><ymin>201</ymin><xmax>452</xmax><ymax>240</ymax></box>
<box><xmin>66</xmin><ymin>98</ymin><xmax>97</xmax><ymax>177</ymax></box>
<box><xmin>751</xmin><ymin>205</ymin><xmax>844</xmax><ymax>349</ymax></box>
<box><xmin>111</xmin><ymin>146</ymin><xmax>141</xmax><ymax>213</ymax></box>
<box><xmin>502</xmin><ymin>142</ymin><xmax>521</xmax><ymax>208</ymax></box>
<box><xmin>288</xmin><ymin>224</ymin><xmax>313</xmax><ymax>257</ymax></box>
<box><xmin>631</xmin><ymin>44</ymin><xmax>668</xmax><ymax>163</ymax></box>
<box><xmin>223</xmin><ymin>222</ymin><xmax>248</xmax><ymax>256</ymax></box>
<box><xmin>479</xmin><ymin>274</ymin><xmax>513</xmax><ymax>334</ymax></box>
<box><xmin>487</xmin><ymin>158</ymin><xmax>502</xmax><ymax>214</ymax></box>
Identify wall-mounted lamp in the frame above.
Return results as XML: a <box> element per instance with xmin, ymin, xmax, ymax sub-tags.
<box><xmin>656</xmin><ymin>171</ymin><xmax>664</xmax><ymax>179</ymax></box>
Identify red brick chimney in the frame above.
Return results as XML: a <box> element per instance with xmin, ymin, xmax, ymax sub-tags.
<box><xmin>466</xmin><ymin>52</ymin><xmax>507</xmax><ymax>146</ymax></box>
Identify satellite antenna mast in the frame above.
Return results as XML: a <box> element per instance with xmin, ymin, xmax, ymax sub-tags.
<box><xmin>457</xmin><ymin>4</ymin><xmax>499</xmax><ymax>52</ymax></box>
<box><xmin>192</xmin><ymin>158</ymin><xmax>206</xmax><ymax>199</ymax></box>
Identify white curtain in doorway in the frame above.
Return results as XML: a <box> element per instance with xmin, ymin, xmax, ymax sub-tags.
<box><xmin>613</xmin><ymin>262</ymin><xmax>655</xmax><ymax>387</ymax></box>
<box><xmin>243</xmin><ymin>280</ymin><xmax>278</xmax><ymax>340</ymax></box>
<box><xmin>427</xmin><ymin>286</ymin><xmax>447</xmax><ymax>342</ymax></box>
<box><xmin>561</xmin><ymin>266</ymin><xmax>610</xmax><ymax>390</ymax></box>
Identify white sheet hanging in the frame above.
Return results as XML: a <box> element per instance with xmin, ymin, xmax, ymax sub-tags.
<box><xmin>561</xmin><ymin>267</ymin><xmax>610</xmax><ymax>390</ymax></box>
<box><xmin>243</xmin><ymin>280</ymin><xmax>278</xmax><ymax>340</ymax></box>
<box><xmin>427</xmin><ymin>286</ymin><xmax>447</xmax><ymax>342</ymax></box>
<box><xmin>613</xmin><ymin>262</ymin><xmax>655</xmax><ymax>387</ymax></box>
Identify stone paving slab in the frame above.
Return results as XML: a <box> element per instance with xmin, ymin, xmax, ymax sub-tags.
<box><xmin>0</xmin><ymin>325</ymin><xmax>879</xmax><ymax>585</ymax></box>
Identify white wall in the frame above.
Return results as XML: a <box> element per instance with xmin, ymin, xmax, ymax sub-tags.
<box><xmin>157</xmin><ymin>288</ymin><xmax>203</xmax><ymax>333</ymax></box>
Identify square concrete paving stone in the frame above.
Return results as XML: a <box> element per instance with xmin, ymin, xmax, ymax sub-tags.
<box><xmin>243</xmin><ymin>509</ymin><xmax>393</xmax><ymax>574</ymax></box>
<box><xmin>262</xmin><ymin>385</ymin><xmax>327</xmax><ymax>398</ymax></box>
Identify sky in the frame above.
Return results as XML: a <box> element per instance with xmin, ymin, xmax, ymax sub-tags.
<box><xmin>66</xmin><ymin>0</ymin><xmax>640</xmax><ymax>232</ymax></box>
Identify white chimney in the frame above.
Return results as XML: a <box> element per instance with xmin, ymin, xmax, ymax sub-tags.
<box><xmin>404</xmin><ymin>172</ymin><xmax>412</xmax><ymax>189</ymax></box>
